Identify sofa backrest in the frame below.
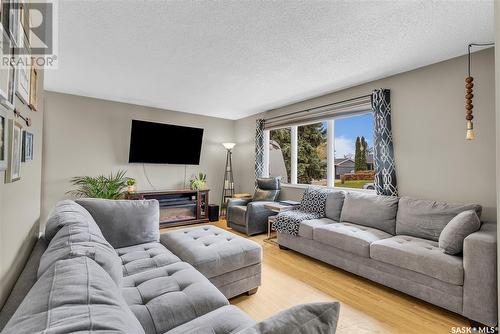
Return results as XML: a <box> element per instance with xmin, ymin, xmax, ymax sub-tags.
<box><xmin>2</xmin><ymin>257</ymin><xmax>145</xmax><ymax>334</ymax></box>
<box><xmin>396</xmin><ymin>197</ymin><xmax>482</xmax><ymax>241</ymax></box>
<box><xmin>76</xmin><ymin>198</ymin><xmax>160</xmax><ymax>248</ymax></box>
<box><xmin>340</xmin><ymin>192</ymin><xmax>399</xmax><ymax>235</ymax></box>
<box><xmin>324</xmin><ymin>190</ymin><xmax>345</xmax><ymax>221</ymax></box>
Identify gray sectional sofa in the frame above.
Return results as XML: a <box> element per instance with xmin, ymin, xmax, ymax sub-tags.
<box><xmin>0</xmin><ymin>198</ymin><xmax>340</xmax><ymax>334</ymax></box>
<box><xmin>276</xmin><ymin>189</ymin><xmax>497</xmax><ymax>326</ymax></box>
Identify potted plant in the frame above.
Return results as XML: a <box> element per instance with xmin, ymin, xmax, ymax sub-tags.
<box><xmin>190</xmin><ymin>173</ymin><xmax>207</xmax><ymax>190</ymax></box>
<box><xmin>127</xmin><ymin>178</ymin><xmax>136</xmax><ymax>193</ymax></box>
<box><xmin>67</xmin><ymin>170</ymin><xmax>130</xmax><ymax>199</ymax></box>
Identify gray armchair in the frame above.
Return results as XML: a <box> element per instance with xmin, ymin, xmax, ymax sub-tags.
<box><xmin>227</xmin><ymin>177</ymin><xmax>281</xmax><ymax>235</ymax></box>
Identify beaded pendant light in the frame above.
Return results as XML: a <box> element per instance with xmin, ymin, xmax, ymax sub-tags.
<box><xmin>465</xmin><ymin>42</ymin><xmax>494</xmax><ymax>140</ymax></box>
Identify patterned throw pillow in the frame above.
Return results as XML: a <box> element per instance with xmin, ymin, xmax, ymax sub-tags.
<box><xmin>299</xmin><ymin>187</ymin><xmax>330</xmax><ymax>216</ymax></box>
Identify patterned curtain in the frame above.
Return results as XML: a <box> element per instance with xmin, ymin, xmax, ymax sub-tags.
<box><xmin>255</xmin><ymin>119</ymin><xmax>265</xmax><ymax>179</ymax></box>
<box><xmin>372</xmin><ymin>89</ymin><xmax>398</xmax><ymax>196</ymax></box>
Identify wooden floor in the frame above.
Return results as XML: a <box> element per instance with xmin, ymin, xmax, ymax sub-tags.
<box><xmin>162</xmin><ymin>220</ymin><xmax>470</xmax><ymax>334</ymax></box>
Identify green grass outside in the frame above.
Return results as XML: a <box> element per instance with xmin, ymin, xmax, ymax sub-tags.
<box><xmin>334</xmin><ymin>179</ymin><xmax>373</xmax><ymax>189</ymax></box>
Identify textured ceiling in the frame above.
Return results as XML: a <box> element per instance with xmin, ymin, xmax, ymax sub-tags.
<box><xmin>44</xmin><ymin>0</ymin><xmax>494</xmax><ymax>120</ymax></box>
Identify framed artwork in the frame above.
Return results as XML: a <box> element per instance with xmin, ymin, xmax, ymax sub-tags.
<box><xmin>5</xmin><ymin>119</ymin><xmax>21</xmax><ymax>182</ymax></box>
<box><xmin>28</xmin><ymin>65</ymin><xmax>37</xmax><ymax>110</ymax></box>
<box><xmin>21</xmin><ymin>130</ymin><xmax>32</xmax><ymax>161</ymax></box>
<box><xmin>0</xmin><ymin>30</ymin><xmax>11</xmax><ymax>102</ymax></box>
<box><xmin>16</xmin><ymin>35</ymin><xmax>29</xmax><ymax>104</ymax></box>
<box><xmin>0</xmin><ymin>108</ymin><xmax>7</xmax><ymax>171</ymax></box>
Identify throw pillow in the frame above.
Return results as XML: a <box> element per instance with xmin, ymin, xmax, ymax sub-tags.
<box><xmin>439</xmin><ymin>210</ymin><xmax>481</xmax><ymax>255</ymax></box>
<box><xmin>299</xmin><ymin>187</ymin><xmax>329</xmax><ymax>216</ymax></box>
<box><xmin>237</xmin><ymin>302</ymin><xmax>340</xmax><ymax>334</ymax></box>
<box><xmin>253</xmin><ymin>189</ymin><xmax>279</xmax><ymax>202</ymax></box>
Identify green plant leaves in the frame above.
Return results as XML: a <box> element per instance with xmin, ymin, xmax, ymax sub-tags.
<box><xmin>67</xmin><ymin>170</ymin><xmax>129</xmax><ymax>199</ymax></box>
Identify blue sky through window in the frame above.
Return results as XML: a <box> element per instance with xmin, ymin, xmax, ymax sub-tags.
<box><xmin>322</xmin><ymin>113</ymin><xmax>374</xmax><ymax>158</ymax></box>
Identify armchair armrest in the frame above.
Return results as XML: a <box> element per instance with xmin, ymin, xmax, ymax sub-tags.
<box><xmin>463</xmin><ymin>222</ymin><xmax>497</xmax><ymax>326</ymax></box>
<box><xmin>227</xmin><ymin>198</ymin><xmax>251</xmax><ymax>208</ymax></box>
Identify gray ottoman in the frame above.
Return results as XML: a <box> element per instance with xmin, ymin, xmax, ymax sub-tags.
<box><xmin>160</xmin><ymin>225</ymin><xmax>262</xmax><ymax>299</ymax></box>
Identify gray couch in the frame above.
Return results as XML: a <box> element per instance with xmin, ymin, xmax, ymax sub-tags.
<box><xmin>0</xmin><ymin>199</ymin><xmax>340</xmax><ymax>334</ymax></box>
<box><xmin>276</xmin><ymin>189</ymin><xmax>497</xmax><ymax>326</ymax></box>
<box><xmin>227</xmin><ymin>177</ymin><xmax>281</xmax><ymax>235</ymax></box>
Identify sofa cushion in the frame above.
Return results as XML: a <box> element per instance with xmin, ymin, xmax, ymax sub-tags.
<box><xmin>76</xmin><ymin>198</ymin><xmax>160</xmax><ymax>248</ymax></box>
<box><xmin>237</xmin><ymin>302</ymin><xmax>340</xmax><ymax>334</ymax></box>
<box><xmin>396</xmin><ymin>197</ymin><xmax>482</xmax><ymax>241</ymax></box>
<box><xmin>370</xmin><ymin>235</ymin><xmax>464</xmax><ymax>285</ymax></box>
<box><xmin>122</xmin><ymin>261</ymin><xmax>229</xmax><ymax>334</ymax></box>
<box><xmin>44</xmin><ymin>200</ymin><xmax>100</xmax><ymax>241</ymax></box>
<box><xmin>39</xmin><ymin>223</ymin><xmax>123</xmax><ymax>285</ymax></box>
<box><xmin>116</xmin><ymin>242</ymin><xmax>181</xmax><ymax>276</ymax></box>
<box><xmin>299</xmin><ymin>218</ymin><xmax>335</xmax><ymax>239</ymax></box>
<box><xmin>314</xmin><ymin>222</ymin><xmax>392</xmax><ymax>257</ymax></box>
<box><xmin>325</xmin><ymin>190</ymin><xmax>345</xmax><ymax>221</ymax></box>
<box><xmin>340</xmin><ymin>192</ymin><xmax>399</xmax><ymax>234</ymax></box>
<box><xmin>439</xmin><ymin>210</ymin><xmax>481</xmax><ymax>255</ymax></box>
<box><xmin>161</xmin><ymin>225</ymin><xmax>262</xmax><ymax>278</ymax></box>
<box><xmin>228</xmin><ymin>205</ymin><xmax>248</xmax><ymax>225</ymax></box>
<box><xmin>166</xmin><ymin>305</ymin><xmax>255</xmax><ymax>334</ymax></box>
<box><xmin>3</xmin><ymin>257</ymin><xmax>145</xmax><ymax>334</ymax></box>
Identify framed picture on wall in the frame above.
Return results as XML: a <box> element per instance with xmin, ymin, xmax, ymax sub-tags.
<box><xmin>16</xmin><ymin>35</ymin><xmax>30</xmax><ymax>104</ymax></box>
<box><xmin>0</xmin><ymin>108</ymin><xmax>7</xmax><ymax>171</ymax></box>
<box><xmin>22</xmin><ymin>130</ymin><xmax>32</xmax><ymax>161</ymax></box>
<box><xmin>5</xmin><ymin>119</ymin><xmax>22</xmax><ymax>182</ymax></box>
<box><xmin>28</xmin><ymin>65</ymin><xmax>37</xmax><ymax>111</ymax></box>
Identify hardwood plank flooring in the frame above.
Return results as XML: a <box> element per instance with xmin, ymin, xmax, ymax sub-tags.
<box><xmin>161</xmin><ymin>220</ymin><xmax>470</xmax><ymax>333</ymax></box>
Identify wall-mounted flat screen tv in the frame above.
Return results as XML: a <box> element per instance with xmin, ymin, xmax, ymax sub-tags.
<box><xmin>128</xmin><ymin>120</ymin><xmax>204</xmax><ymax>165</ymax></box>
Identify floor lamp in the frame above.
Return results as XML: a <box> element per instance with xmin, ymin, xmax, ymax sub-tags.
<box><xmin>220</xmin><ymin>142</ymin><xmax>235</xmax><ymax>217</ymax></box>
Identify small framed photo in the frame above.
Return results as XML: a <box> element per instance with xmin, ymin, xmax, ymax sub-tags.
<box><xmin>22</xmin><ymin>130</ymin><xmax>32</xmax><ymax>161</ymax></box>
<box><xmin>0</xmin><ymin>108</ymin><xmax>7</xmax><ymax>171</ymax></box>
<box><xmin>5</xmin><ymin>119</ymin><xmax>22</xmax><ymax>182</ymax></box>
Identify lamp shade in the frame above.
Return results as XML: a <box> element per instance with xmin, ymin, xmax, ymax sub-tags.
<box><xmin>222</xmin><ymin>142</ymin><xmax>236</xmax><ymax>150</ymax></box>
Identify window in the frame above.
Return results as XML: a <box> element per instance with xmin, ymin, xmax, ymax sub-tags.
<box><xmin>269</xmin><ymin>127</ymin><xmax>291</xmax><ymax>183</ymax></box>
<box><xmin>266</xmin><ymin>112</ymin><xmax>374</xmax><ymax>191</ymax></box>
<box><xmin>333</xmin><ymin>113</ymin><xmax>374</xmax><ymax>189</ymax></box>
<box><xmin>297</xmin><ymin>122</ymin><xmax>327</xmax><ymax>185</ymax></box>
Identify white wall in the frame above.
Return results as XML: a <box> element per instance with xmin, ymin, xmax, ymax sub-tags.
<box><xmin>0</xmin><ymin>72</ymin><xmax>44</xmax><ymax>308</ymax></box>
<box><xmin>234</xmin><ymin>49</ymin><xmax>497</xmax><ymax>221</ymax></box>
<box><xmin>41</xmin><ymin>92</ymin><xmax>235</xmax><ymax>230</ymax></box>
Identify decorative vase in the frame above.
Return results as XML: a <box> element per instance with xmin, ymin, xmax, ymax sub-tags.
<box><xmin>128</xmin><ymin>185</ymin><xmax>135</xmax><ymax>193</ymax></box>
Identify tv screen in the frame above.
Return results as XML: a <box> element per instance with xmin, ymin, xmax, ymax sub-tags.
<box><xmin>128</xmin><ymin>120</ymin><xmax>204</xmax><ymax>164</ymax></box>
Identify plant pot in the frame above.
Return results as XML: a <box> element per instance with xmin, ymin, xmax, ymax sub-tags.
<box><xmin>128</xmin><ymin>185</ymin><xmax>135</xmax><ymax>193</ymax></box>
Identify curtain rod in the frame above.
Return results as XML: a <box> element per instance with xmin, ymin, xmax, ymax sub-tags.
<box><xmin>263</xmin><ymin>93</ymin><xmax>372</xmax><ymax>122</ymax></box>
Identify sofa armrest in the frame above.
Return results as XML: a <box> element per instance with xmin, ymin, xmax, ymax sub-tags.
<box><xmin>463</xmin><ymin>222</ymin><xmax>497</xmax><ymax>326</ymax></box>
<box><xmin>76</xmin><ymin>198</ymin><xmax>159</xmax><ymax>248</ymax></box>
<box><xmin>237</xmin><ymin>302</ymin><xmax>340</xmax><ymax>334</ymax></box>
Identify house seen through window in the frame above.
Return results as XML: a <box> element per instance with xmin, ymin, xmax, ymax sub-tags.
<box><xmin>268</xmin><ymin>112</ymin><xmax>374</xmax><ymax>190</ymax></box>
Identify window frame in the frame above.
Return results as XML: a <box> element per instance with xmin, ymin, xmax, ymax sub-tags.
<box><xmin>265</xmin><ymin>110</ymin><xmax>374</xmax><ymax>192</ymax></box>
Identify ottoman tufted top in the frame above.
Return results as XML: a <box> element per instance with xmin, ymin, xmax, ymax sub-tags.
<box><xmin>160</xmin><ymin>225</ymin><xmax>262</xmax><ymax>279</ymax></box>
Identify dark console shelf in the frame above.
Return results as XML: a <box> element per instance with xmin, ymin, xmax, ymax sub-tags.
<box><xmin>127</xmin><ymin>189</ymin><xmax>210</xmax><ymax>228</ymax></box>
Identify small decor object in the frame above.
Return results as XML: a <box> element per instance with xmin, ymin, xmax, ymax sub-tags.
<box><xmin>220</xmin><ymin>142</ymin><xmax>236</xmax><ymax>217</ymax></box>
<box><xmin>5</xmin><ymin>119</ymin><xmax>22</xmax><ymax>182</ymax></box>
<box><xmin>127</xmin><ymin>178</ymin><xmax>136</xmax><ymax>193</ymax></box>
<box><xmin>464</xmin><ymin>42</ymin><xmax>494</xmax><ymax>140</ymax></box>
<box><xmin>190</xmin><ymin>172</ymin><xmax>206</xmax><ymax>190</ymax></box>
<box><xmin>67</xmin><ymin>170</ymin><xmax>130</xmax><ymax>199</ymax></box>
<box><xmin>29</xmin><ymin>65</ymin><xmax>38</xmax><ymax>111</ymax></box>
<box><xmin>22</xmin><ymin>130</ymin><xmax>33</xmax><ymax>161</ymax></box>
<box><xmin>0</xmin><ymin>108</ymin><xmax>7</xmax><ymax>171</ymax></box>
